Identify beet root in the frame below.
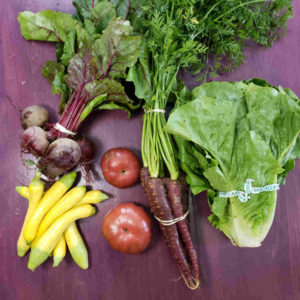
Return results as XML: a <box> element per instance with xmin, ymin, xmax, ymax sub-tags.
<box><xmin>39</xmin><ymin>138</ymin><xmax>81</xmax><ymax>179</ymax></box>
<box><xmin>21</xmin><ymin>126</ymin><xmax>50</xmax><ymax>156</ymax></box>
<box><xmin>77</xmin><ymin>137</ymin><xmax>95</xmax><ymax>163</ymax></box>
<box><xmin>21</xmin><ymin>105</ymin><xmax>49</xmax><ymax>129</ymax></box>
<box><xmin>76</xmin><ymin>136</ymin><xmax>96</xmax><ymax>183</ymax></box>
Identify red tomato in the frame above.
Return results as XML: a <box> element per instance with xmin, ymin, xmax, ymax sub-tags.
<box><xmin>102</xmin><ymin>203</ymin><xmax>152</xmax><ymax>254</ymax></box>
<box><xmin>100</xmin><ymin>148</ymin><xmax>141</xmax><ymax>188</ymax></box>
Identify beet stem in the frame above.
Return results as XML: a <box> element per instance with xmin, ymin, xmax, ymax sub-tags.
<box><xmin>64</xmin><ymin>90</ymin><xmax>82</xmax><ymax>128</ymax></box>
<box><xmin>125</xmin><ymin>0</ymin><xmax>130</xmax><ymax>20</ymax></box>
<box><xmin>71</xmin><ymin>93</ymin><xmax>88</xmax><ymax>132</ymax></box>
<box><xmin>60</xmin><ymin>91</ymin><xmax>76</xmax><ymax>121</ymax></box>
<box><xmin>47</xmin><ymin>83</ymin><xmax>87</xmax><ymax>139</ymax></box>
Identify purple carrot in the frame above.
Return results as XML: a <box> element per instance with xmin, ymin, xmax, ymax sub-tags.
<box><xmin>141</xmin><ymin>168</ymin><xmax>199</xmax><ymax>289</ymax></box>
<box><xmin>166</xmin><ymin>177</ymin><xmax>200</xmax><ymax>287</ymax></box>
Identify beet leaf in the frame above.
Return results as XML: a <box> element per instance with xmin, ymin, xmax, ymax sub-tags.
<box><xmin>18</xmin><ymin>1</ymin><xmax>142</xmax><ymax>139</ymax></box>
<box><xmin>94</xmin><ymin>17</ymin><xmax>141</xmax><ymax>79</ymax></box>
<box><xmin>18</xmin><ymin>10</ymin><xmax>77</xmax><ymax>42</ymax></box>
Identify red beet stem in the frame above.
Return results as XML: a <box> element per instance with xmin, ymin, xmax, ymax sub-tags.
<box><xmin>71</xmin><ymin>93</ymin><xmax>89</xmax><ymax>132</ymax></box>
<box><xmin>47</xmin><ymin>87</ymin><xmax>89</xmax><ymax>140</ymax></box>
<box><xmin>60</xmin><ymin>91</ymin><xmax>76</xmax><ymax>121</ymax></box>
<box><xmin>64</xmin><ymin>87</ymin><xmax>83</xmax><ymax>129</ymax></box>
<box><xmin>45</xmin><ymin>123</ymin><xmax>55</xmax><ymax>129</ymax></box>
<box><xmin>125</xmin><ymin>0</ymin><xmax>130</xmax><ymax>20</ymax></box>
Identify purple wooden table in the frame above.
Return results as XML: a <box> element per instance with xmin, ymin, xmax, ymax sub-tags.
<box><xmin>0</xmin><ymin>1</ymin><xmax>299</xmax><ymax>300</ymax></box>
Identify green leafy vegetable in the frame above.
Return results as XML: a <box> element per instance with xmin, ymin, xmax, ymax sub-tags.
<box><xmin>61</xmin><ymin>30</ymin><xmax>76</xmax><ymax>66</ymax></box>
<box><xmin>65</xmin><ymin>50</ymin><xmax>97</xmax><ymax>92</ymax></box>
<box><xmin>100</xmin><ymin>78</ymin><xmax>139</xmax><ymax>110</ymax></box>
<box><xmin>41</xmin><ymin>61</ymin><xmax>70</xmax><ymax>113</ymax></box>
<box><xmin>117</xmin><ymin>0</ymin><xmax>293</xmax><ymax>81</ymax></box>
<box><xmin>94</xmin><ymin>17</ymin><xmax>141</xmax><ymax>79</ymax></box>
<box><xmin>91</xmin><ymin>1</ymin><xmax>116</xmax><ymax>33</ymax></box>
<box><xmin>72</xmin><ymin>0</ymin><xmax>98</xmax><ymax>19</ymax></box>
<box><xmin>291</xmin><ymin>137</ymin><xmax>300</xmax><ymax>159</ymax></box>
<box><xmin>41</xmin><ymin>61</ymin><xmax>65</xmax><ymax>84</ymax></box>
<box><xmin>73</xmin><ymin>0</ymin><xmax>119</xmax><ymax>35</ymax></box>
<box><xmin>110</xmin><ymin>0</ymin><xmax>142</xmax><ymax>20</ymax></box>
<box><xmin>18</xmin><ymin>10</ymin><xmax>78</xmax><ymax>42</ymax></box>
<box><xmin>165</xmin><ymin>80</ymin><xmax>300</xmax><ymax>247</ymax></box>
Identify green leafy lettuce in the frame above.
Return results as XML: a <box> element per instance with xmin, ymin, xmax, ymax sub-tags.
<box><xmin>165</xmin><ymin>80</ymin><xmax>300</xmax><ymax>247</ymax></box>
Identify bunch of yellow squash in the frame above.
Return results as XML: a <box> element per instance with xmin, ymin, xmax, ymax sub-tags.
<box><xmin>15</xmin><ymin>171</ymin><xmax>108</xmax><ymax>271</ymax></box>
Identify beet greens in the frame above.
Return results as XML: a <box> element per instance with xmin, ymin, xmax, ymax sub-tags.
<box><xmin>18</xmin><ymin>3</ymin><xmax>141</xmax><ymax>140</ymax></box>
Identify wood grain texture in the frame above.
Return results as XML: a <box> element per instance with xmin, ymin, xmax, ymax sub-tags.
<box><xmin>0</xmin><ymin>1</ymin><xmax>299</xmax><ymax>300</ymax></box>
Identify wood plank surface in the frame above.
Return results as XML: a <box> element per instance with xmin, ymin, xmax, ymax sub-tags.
<box><xmin>0</xmin><ymin>1</ymin><xmax>299</xmax><ymax>300</ymax></box>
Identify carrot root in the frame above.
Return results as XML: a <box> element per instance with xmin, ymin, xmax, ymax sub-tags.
<box><xmin>141</xmin><ymin>168</ymin><xmax>200</xmax><ymax>289</ymax></box>
<box><xmin>166</xmin><ymin>177</ymin><xmax>200</xmax><ymax>289</ymax></box>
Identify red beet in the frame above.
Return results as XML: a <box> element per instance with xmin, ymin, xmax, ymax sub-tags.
<box><xmin>21</xmin><ymin>126</ymin><xmax>49</xmax><ymax>156</ymax></box>
<box><xmin>77</xmin><ymin>136</ymin><xmax>96</xmax><ymax>183</ymax></box>
<box><xmin>77</xmin><ymin>137</ymin><xmax>95</xmax><ymax>163</ymax></box>
<box><xmin>39</xmin><ymin>138</ymin><xmax>81</xmax><ymax>179</ymax></box>
<box><xmin>21</xmin><ymin>105</ymin><xmax>49</xmax><ymax>129</ymax></box>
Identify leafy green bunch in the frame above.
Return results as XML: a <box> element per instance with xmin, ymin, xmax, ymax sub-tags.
<box><xmin>165</xmin><ymin>79</ymin><xmax>300</xmax><ymax>247</ymax></box>
<box><xmin>128</xmin><ymin>0</ymin><xmax>293</xmax><ymax>80</ymax></box>
<box><xmin>126</xmin><ymin>0</ymin><xmax>208</xmax><ymax>180</ymax></box>
<box><xmin>18</xmin><ymin>0</ymin><xmax>141</xmax><ymax>138</ymax></box>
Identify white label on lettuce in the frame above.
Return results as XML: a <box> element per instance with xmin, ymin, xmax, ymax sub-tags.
<box><xmin>219</xmin><ymin>179</ymin><xmax>279</xmax><ymax>202</ymax></box>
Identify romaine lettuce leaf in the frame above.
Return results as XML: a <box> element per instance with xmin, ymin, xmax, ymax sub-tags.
<box><xmin>165</xmin><ymin>80</ymin><xmax>300</xmax><ymax>247</ymax></box>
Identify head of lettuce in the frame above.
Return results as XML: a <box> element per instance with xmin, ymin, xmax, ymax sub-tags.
<box><xmin>165</xmin><ymin>79</ymin><xmax>300</xmax><ymax>247</ymax></box>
